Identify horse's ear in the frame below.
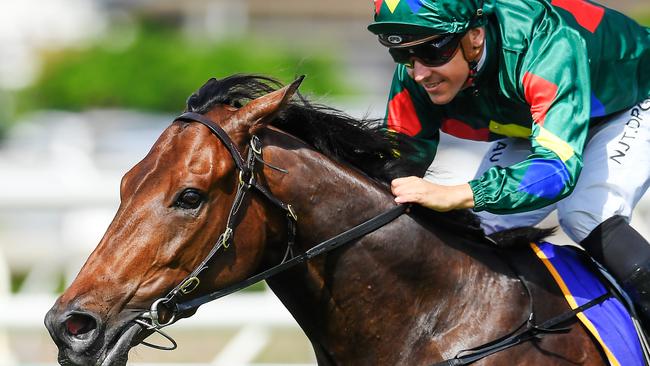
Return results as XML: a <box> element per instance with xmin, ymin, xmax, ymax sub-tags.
<box><xmin>236</xmin><ymin>75</ymin><xmax>304</xmax><ymax>136</ymax></box>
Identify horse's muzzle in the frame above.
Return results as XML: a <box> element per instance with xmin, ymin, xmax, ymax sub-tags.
<box><xmin>44</xmin><ymin>304</ymin><xmax>105</xmax><ymax>365</ymax></box>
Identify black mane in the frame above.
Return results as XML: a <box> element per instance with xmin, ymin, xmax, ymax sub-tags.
<box><xmin>185</xmin><ymin>75</ymin><xmax>551</xmax><ymax>245</ymax></box>
<box><xmin>186</xmin><ymin>74</ymin><xmax>428</xmax><ymax>182</ymax></box>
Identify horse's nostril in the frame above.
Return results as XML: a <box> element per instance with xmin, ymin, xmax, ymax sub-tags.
<box><xmin>64</xmin><ymin>313</ymin><xmax>97</xmax><ymax>337</ymax></box>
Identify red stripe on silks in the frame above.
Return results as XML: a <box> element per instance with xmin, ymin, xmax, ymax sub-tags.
<box><xmin>551</xmin><ymin>0</ymin><xmax>604</xmax><ymax>33</ymax></box>
<box><xmin>522</xmin><ymin>72</ymin><xmax>558</xmax><ymax>126</ymax></box>
<box><xmin>387</xmin><ymin>89</ymin><xmax>422</xmax><ymax>137</ymax></box>
<box><xmin>374</xmin><ymin>0</ymin><xmax>384</xmax><ymax>14</ymax></box>
<box><xmin>441</xmin><ymin>118</ymin><xmax>490</xmax><ymax>141</ymax></box>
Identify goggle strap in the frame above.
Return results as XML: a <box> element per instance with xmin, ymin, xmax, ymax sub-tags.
<box><xmin>379</xmin><ymin>33</ymin><xmax>447</xmax><ymax>49</ymax></box>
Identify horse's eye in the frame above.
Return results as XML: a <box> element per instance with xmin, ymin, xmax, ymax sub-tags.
<box><xmin>175</xmin><ymin>189</ymin><xmax>204</xmax><ymax>210</ymax></box>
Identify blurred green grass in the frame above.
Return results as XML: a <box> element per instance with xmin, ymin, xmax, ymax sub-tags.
<box><xmin>635</xmin><ymin>13</ymin><xmax>650</xmax><ymax>25</ymax></box>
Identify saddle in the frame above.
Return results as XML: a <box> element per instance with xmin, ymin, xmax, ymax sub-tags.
<box><xmin>531</xmin><ymin>241</ymin><xmax>648</xmax><ymax>366</ymax></box>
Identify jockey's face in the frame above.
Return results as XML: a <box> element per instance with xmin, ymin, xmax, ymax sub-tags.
<box><xmin>407</xmin><ymin>47</ymin><xmax>469</xmax><ymax>105</ymax></box>
<box><xmin>406</xmin><ymin>28</ymin><xmax>485</xmax><ymax>105</ymax></box>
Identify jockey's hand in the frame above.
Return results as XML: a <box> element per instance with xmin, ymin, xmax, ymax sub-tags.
<box><xmin>391</xmin><ymin>176</ymin><xmax>475</xmax><ymax>212</ymax></box>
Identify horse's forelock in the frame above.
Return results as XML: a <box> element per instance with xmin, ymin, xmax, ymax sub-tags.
<box><xmin>187</xmin><ymin>75</ymin><xmax>282</xmax><ymax>114</ymax></box>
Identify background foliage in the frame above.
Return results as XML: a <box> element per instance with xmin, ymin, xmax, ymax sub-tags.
<box><xmin>17</xmin><ymin>21</ymin><xmax>352</xmax><ymax>114</ymax></box>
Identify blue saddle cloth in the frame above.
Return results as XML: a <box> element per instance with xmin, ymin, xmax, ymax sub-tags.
<box><xmin>531</xmin><ymin>241</ymin><xmax>645</xmax><ymax>366</ymax></box>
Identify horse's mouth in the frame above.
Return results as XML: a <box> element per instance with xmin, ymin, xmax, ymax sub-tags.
<box><xmin>97</xmin><ymin>322</ymin><xmax>147</xmax><ymax>366</ymax></box>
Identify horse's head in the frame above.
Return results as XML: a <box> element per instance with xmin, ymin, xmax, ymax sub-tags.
<box><xmin>44</xmin><ymin>76</ymin><xmax>304</xmax><ymax>366</ymax></box>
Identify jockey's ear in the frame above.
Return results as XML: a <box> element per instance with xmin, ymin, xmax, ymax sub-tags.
<box><xmin>460</xmin><ymin>27</ymin><xmax>485</xmax><ymax>63</ymax></box>
<box><xmin>234</xmin><ymin>75</ymin><xmax>304</xmax><ymax>136</ymax></box>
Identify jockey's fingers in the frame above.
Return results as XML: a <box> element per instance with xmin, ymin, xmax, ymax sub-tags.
<box><xmin>391</xmin><ymin>176</ymin><xmax>420</xmax><ymax>188</ymax></box>
<box><xmin>394</xmin><ymin>192</ymin><xmax>424</xmax><ymax>204</ymax></box>
<box><xmin>391</xmin><ymin>182</ymin><xmax>423</xmax><ymax>196</ymax></box>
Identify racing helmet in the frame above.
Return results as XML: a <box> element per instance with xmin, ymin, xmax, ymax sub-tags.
<box><xmin>368</xmin><ymin>0</ymin><xmax>494</xmax><ymax>46</ymax></box>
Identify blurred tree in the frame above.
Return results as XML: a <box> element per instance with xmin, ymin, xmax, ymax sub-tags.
<box><xmin>17</xmin><ymin>20</ymin><xmax>353</xmax><ymax>114</ymax></box>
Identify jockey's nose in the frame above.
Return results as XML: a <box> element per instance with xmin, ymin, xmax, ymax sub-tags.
<box><xmin>411</xmin><ymin>60</ymin><xmax>434</xmax><ymax>83</ymax></box>
<box><xmin>44</xmin><ymin>305</ymin><xmax>104</xmax><ymax>364</ymax></box>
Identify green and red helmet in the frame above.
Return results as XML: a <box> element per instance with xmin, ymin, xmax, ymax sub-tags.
<box><xmin>368</xmin><ymin>0</ymin><xmax>494</xmax><ymax>39</ymax></box>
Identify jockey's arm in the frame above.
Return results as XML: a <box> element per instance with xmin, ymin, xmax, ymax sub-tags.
<box><xmin>468</xmin><ymin>26</ymin><xmax>591</xmax><ymax>214</ymax></box>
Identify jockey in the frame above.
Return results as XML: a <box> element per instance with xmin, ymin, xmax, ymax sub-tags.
<box><xmin>368</xmin><ymin>0</ymin><xmax>650</xmax><ymax>326</ymax></box>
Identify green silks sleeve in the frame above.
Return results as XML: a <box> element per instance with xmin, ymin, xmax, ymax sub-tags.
<box><xmin>470</xmin><ymin>24</ymin><xmax>590</xmax><ymax>214</ymax></box>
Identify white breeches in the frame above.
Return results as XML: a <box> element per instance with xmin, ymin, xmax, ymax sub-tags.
<box><xmin>475</xmin><ymin>97</ymin><xmax>650</xmax><ymax>243</ymax></box>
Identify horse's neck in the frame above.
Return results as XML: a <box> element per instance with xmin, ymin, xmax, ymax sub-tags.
<box><xmin>259</xmin><ymin>132</ymin><xmax>395</xmax><ymax>250</ymax></box>
<box><xmin>268</xmin><ymin>214</ymin><xmax>529</xmax><ymax>364</ymax></box>
<box><xmin>260</xmin><ymin>139</ymin><xmax>531</xmax><ymax>364</ymax></box>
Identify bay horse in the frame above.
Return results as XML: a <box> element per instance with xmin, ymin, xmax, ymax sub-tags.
<box><xmin>44</xmin><ymin>75</ymin><xmax>607</xmax><ymax>365</ymax></box>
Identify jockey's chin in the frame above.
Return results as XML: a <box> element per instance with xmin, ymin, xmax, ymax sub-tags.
<box><xmin>424</xmin><ymin>81</ymin><xmax>463</xmax><ymax>105</ymax></box>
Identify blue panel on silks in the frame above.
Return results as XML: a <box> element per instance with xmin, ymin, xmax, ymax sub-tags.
<box><xmin>531</xmin><ymin>241</ymin><xmax>644</xmax><ymax>366</ymax></box>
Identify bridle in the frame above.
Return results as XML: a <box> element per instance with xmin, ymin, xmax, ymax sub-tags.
<box><xmin>134</xmin><ymin>111</ymin><xmax>407</xmax><ymax>349</ymax></box>
<box><xmin>136</xmin><ymin>111</ymin><xmax>297</xmax><ymax>332</ymax></box>
<box><xmin>131</xmin><ymin>111</ymin><xmax>616</xmax><ymax>365</ymax></box>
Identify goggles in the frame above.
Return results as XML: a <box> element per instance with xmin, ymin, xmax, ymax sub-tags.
<box><xmin>379</xmin><ymin>33</ymin><xmax>464</xmax><ymax>68</ymax></box>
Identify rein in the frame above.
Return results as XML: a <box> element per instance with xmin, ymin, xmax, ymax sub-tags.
<box><xmin>134</xmin><ymin>111</ymin><xmax>612</xmax><ymax>364</ymax></box>
<box><xmin>174</xmin><ymin>204</ymin><xmax>408</xmax><ymax>314</ymax></box>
